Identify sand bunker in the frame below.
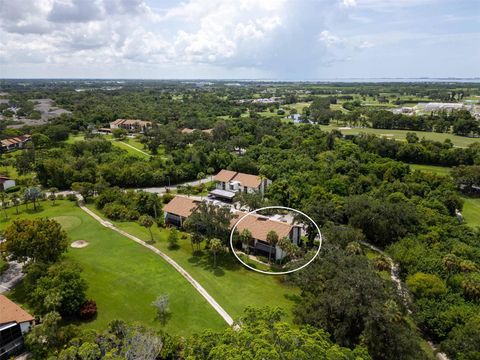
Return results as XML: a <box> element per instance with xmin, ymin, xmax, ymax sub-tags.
<box><xmin>71</xmin><ymin>240</ymin><xmax>89</xmax><ymax>248</ymax></box>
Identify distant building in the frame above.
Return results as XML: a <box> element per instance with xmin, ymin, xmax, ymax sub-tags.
<box><xmin>181</xmin><ymin>128</ymin><xmax>213</xmax><ymax>135</ymax></box>
<box><xmin>0</xmin><ymin>135</ymin><xmax>31</xmax><ymax>152</ymax></box>
<box><xmin>163</xmin><ymin>195</ymin><xmax>300</xmax><ymax>260</ymax></box>
<box><xmin>420</xmin><ymin>102</ymin><xmax>465</xmax><ymax>112</ymax></box>
<box><xmin>110</xmin><ymin>119</ymin><xmax>152</xmax><ymax>133</ymax></box>
<box><xmin>209</xmin><ymin>170</ymin><xmax>271</xmax><ymax>201</ymax></box>
<box><xmin>0</xmin><ymin>177</ymin><xmax>15</xmax><ymax>191</ymax></box>
<box><xmin>0</xmin><ymin>295</ymin><xmax>35</xmax><ymax>360</ymax></box>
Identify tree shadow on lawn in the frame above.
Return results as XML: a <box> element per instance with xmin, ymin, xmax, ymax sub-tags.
<box><xmin>187</xmin><ymin>251</ymin><xmax>243</xmax><ymax>277</ymax></box>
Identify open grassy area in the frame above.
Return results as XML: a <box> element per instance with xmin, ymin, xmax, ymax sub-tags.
<box><xmin>462</xmin><ymin>197</ymin><xmax>480</xmax><ymax>228</ymax></box>
<box><xmin>85</xmin><ymin>205</ymin><xmax>300</xmax><ymax>322</ymax></box>
<box><xmin>409</xmin><ymin>164</ymin><xmax>452</xmax><ymax>176</ymax></box>
<box><xmin>318</xmin><ymin>125</ymin><xmax>479</xmax><ymax>148</ymax></box>
<box><xmin>0</xmin><ymin>201</ymin><xmax>226</xmax><ymax>335</ymax></box>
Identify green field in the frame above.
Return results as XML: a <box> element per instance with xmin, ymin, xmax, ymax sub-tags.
<box><xmin>66</xmin><ymin>133</ymin><xmax>151</xmax><ymax>158</ymax></box>
<box><xmin>86</xmin><ymin>205</ymin><xmax>299</xmax><ymax>322</ymax></box>
<box><xmin>318</xmin><ymin>125</ymin><xmax>479</xmax><ymax>148</ymax></box>
<box><xmin>409</xmin><ymin>164</ymin><xmax>452</xmax><ymax>176</ymax></box>
<box><xmin>462</xmin><ymin>197</ymin><xmax>480</xmax><ymax>227</ymax></box>
<box><xmin>0</xmin><ymin>201</ymin><xmax>226</xmax><ymax>335</ymax></box>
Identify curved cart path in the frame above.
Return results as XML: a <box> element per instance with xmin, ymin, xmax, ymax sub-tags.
<box><xmin>78</xmin><ymin>202</ymin><xmax>234</xmax><ymax>326</ymax></box>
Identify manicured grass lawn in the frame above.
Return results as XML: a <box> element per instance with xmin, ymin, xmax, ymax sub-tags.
<box><xmin>86</xmin><ymin>205</ymin><xmax>300</xmax><ymax>322</ymax></box>
<box><xmin>0</xmin><ymin>201</ymin><xmax>226</xmax><ymax>335</ymax></box>
<box><xmin>461</xmin><ymin>197</ymin><xmax>480</xmax><ymax>228</ymax></box>
<box><xmin>318</xmin><ymin>125</ymin><xmax>479</xmax><ymax>148</ymax></box>
<box><xmin>409</xmin><ymin>164</ymin><xmax>452</xmax><ymax>176</ymax></box>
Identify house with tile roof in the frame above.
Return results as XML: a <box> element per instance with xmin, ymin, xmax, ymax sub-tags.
<box><xmin>0</xmin><ymin>135</ymin><xmax>31</xmax><ymax>152</ymax></box>
<box><xmin>0</xmin><ymin>177</ymin><xmax>15</xmax><ymax>191</ymax></box>
<box><xmin>110</xmin><ymin>119</ymin><xmax>152</xmax><ymax>133</ymax></box>
<box><xmin>163</xmin><ymin>195</ymin><xmax>300</xmax><ymax>260</ymax></box>
<box><xmin>0</xmin><ymin>295</ymin><xmax>35</xmax><ymax>360</ymax></box>
<box><xmin>209</xmin><ymin>170</ymin><xmax>271</xmax><ymax>201</ymax></box>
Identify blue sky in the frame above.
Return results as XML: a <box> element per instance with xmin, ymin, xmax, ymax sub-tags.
<box><xmin>0</xmin><ymin>0</ymin><xmax>478</xmax><ymax>79</ymax></box>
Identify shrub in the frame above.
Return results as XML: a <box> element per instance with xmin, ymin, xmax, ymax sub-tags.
<box><xmin>79</xmin><ymin>300</ymin><xmax>97</xmax><ymax>320</ymax></box>
<box><xmin>103</xmin><ymin>203</ymin><xmax>140</xmax><ymax>221</ymax></box>
<box><xmin>67</xmin><ymin>193</ymin><xmax>77</xmax><ymax>202</ymax></box>
<box><xmin>406</xmin><ymin>272</ymin><xmax>447</xmax><ymax>298</ymax></box>
<box><xmin>162</xmin><ymin>193</ymin><xmax>175</xmax><ymax>204</ymax></box>
<box><xmin>5</xmin><ymin>185</ymin><xmax>21</xmax><ymax>193</ymax></box>
<box><xmin>56</xmin><ymin>194</ymin><xmax>65</xmax><ymax>200</ymax></box>
<box><xmin>372</xmin><ymin>256</ymin><xmax>391</xmax><ymax>271</ymax></box>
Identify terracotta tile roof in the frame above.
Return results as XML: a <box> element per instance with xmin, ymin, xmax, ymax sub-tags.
<box><xmin>213</xmin><ymin>170</ymin><xmax>263</xmax><ymax>188</ymax></box>
<box><xmin>0</xmin><ymin>295</ymin><xmax>34</xmax><ymax>325</ymax></box>
<box><xmin>111</xmin><ymin>119</ymin><xmax>152</xmax><ymax>126</ymax></box>
<box><xmin>164</xmin><ymin>196</ymin><xmax>294</xmax><ymax>242</ymax></box>
<box><xmin>232</xmin><ymin>173</ymin><xmax>262</xmax><ymax>188</ymax></box>
<box><xmin>181</xmin><ymin>128</ymin><xmax>212</xmax><ymax>134</ymax></box>
<box><xmin>213</xmin><ymin>169</ymin><xmax>237</xmax><ymax>183</ymax></box>
<box><xmin>163</xmin><ymin>196</ymin><xmax>199</xmax><ymax>218</ymax></box>
<box><xmin>232</xmin><ymin>212</ymin><xmax>294</xmax><ymax>241</ymax></box>
<box><xmin>0</xmin><ymin>176</ymin><xmax>12</xmax><ymax>184</ymax></box>
<box><xmin>1</xmin><ymin>135</ymin><xmax>31</xmax><ymax>148</ymax></box>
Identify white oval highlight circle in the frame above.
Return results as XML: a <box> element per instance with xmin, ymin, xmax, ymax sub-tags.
<box><xmin>229</xmin><ymin>206</ymin><xmax>322</xmax><ymax>275</ymax></box>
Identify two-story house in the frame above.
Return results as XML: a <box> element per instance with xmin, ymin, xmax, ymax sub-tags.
<box><xmin>0</xmin><ymin>295</ymin><xmax>35</xmax><ymax>360</ymax></box>
<box><xmin>163</xmin><ymin>195</ymin><xmax>300</xmax><ymax>261</ymax></box>
<box><xmin>209</xmin><ymin>170</ymin><xmax>271</xmax><ymax>202</ymax></box>
<box><xmin>110</xmin><ymin>119</ymin><xmax>152</xmax><ymax>133</ymax></box>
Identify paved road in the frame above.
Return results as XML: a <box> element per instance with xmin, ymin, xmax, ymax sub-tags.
<box><xmin>138</xmin><ymin>177</ymin><xmax>212</xmax><ymax>194</ymax></box>
<box><xmin>78</xmin><ymin>200</ymin><xmax>234</xmax><ymax>326</ymax></box>
<box><xmin>0</xmin><ymin>261</ymin><xmax>23</xmax><ymax>294</ymax></box>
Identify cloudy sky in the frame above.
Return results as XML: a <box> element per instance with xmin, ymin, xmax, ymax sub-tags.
<box><xmin>0</xmin><ymin>0</ymin><xmax>478</xmax><ymax>79</ymax></box>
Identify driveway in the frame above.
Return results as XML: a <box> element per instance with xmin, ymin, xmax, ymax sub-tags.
<box><xmin>138</xmin><ymin>177</ymin><xmax>212</xmax><ymax>194</ymax></box>
<box><xmin>0</xmin><ymin>261</ymin><xmax>23</xmax><ymax>294</ymax></box>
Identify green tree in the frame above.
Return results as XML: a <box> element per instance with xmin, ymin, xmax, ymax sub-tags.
<box><xmin>406</xmin><ymin>272</ymin><xmax>447</xmax><ymax>298</ymax></box>
<box><xmin>168</xmin><ymin>228</ymin><xmax>179</xmax><ymax>249</ymax></box>
<box><xmin>4</xmin><ymin>218</ymin><xmax>68</xmax><ymax>264</ymax></box>
<box><xmin>112</xmin><ymin>128</ymin><xmax>128</xmax><ymax>140</ymax></box>
<box><xmin>209</xmin><ymin>238</ymin><xmax>223</xmax><ymax>267</ymax></box>
<box><xmin>30</xmin><ymin>261</ymin><xmax>87</xmax><ymax>316</ymax></box>
<box><xmin>239</xmin><ymin>229</ymin><xmax>253</xmax><ymax>253</ymax></box>
<box><xmin>138</xmin><ymin>215</ymin><xmax>155</xmax><ymax>242</ymax></box>
<box><xmin>24</xmin><ymin>186</ymin><xmax>42</xmax><ymax>211</ymax></box>
<box><xmin>49</xmin><ymin>187</ymin><xmax>58</xmax><ymax>205</ymax></box>
<box><xmin>266</xmin><ymin>230</ymin><xmax>279</xmax><ymax>263</ymax></box>
<box><xmin>151</xmin><ymin>294</ymin><xmax>170</xmax><ymax>325</ymax></box>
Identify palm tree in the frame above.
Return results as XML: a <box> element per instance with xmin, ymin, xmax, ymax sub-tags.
<box><xmin>147</xmin><ymin>193</ymin><xmax>161</xmax><ymax>220</ymax></box>
<box><xmin>266</xmin><ymin>230</ymin><xmax>279</xmax><ymax>263</ymax></box>
<box><xmin>240</xmin><ymin>229</ymin><xmax>253</xmax><ymax>254</ymax></box>
<box><xmin>138</xmin><ymin>215</ymin><xmax>155</xmax><ymax>242</ymax></box>
<box><xmin>209</xmin><ymin>238</ymin><xmax>223</xmax><ymax>267</ymax></box>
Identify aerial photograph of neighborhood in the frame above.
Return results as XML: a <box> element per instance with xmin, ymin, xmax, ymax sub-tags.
<box><xmin>0</xmin><ymin>0</ymin><xmax>479</xmax><ymax>359</ymax></box>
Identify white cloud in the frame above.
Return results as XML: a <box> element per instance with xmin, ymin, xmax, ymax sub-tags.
<box><xmin>318</xmin><ymin>30</ymin><xmax>345</xmax><ymax>47</ymax></box>
<box><xmin>341</xmin><ymin>0</ymin><xmax>357</xmax><ymax>7</ymax></box>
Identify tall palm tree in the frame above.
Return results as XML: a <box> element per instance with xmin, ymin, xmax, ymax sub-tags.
<box><xmin>209</xmin><ymin>238</ymin><xmax>223</xmax><ymax>267</ymax></box>
<box><xmin>266</xmin><ymin>230</ymin><xmax>279</xmax><ymax>263</ymax></box>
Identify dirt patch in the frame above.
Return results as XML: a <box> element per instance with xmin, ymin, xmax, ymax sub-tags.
<box><xmin>71</xmin><ymin>240</ymin><xmax>89</xmax><ymax>248</ymax></box>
